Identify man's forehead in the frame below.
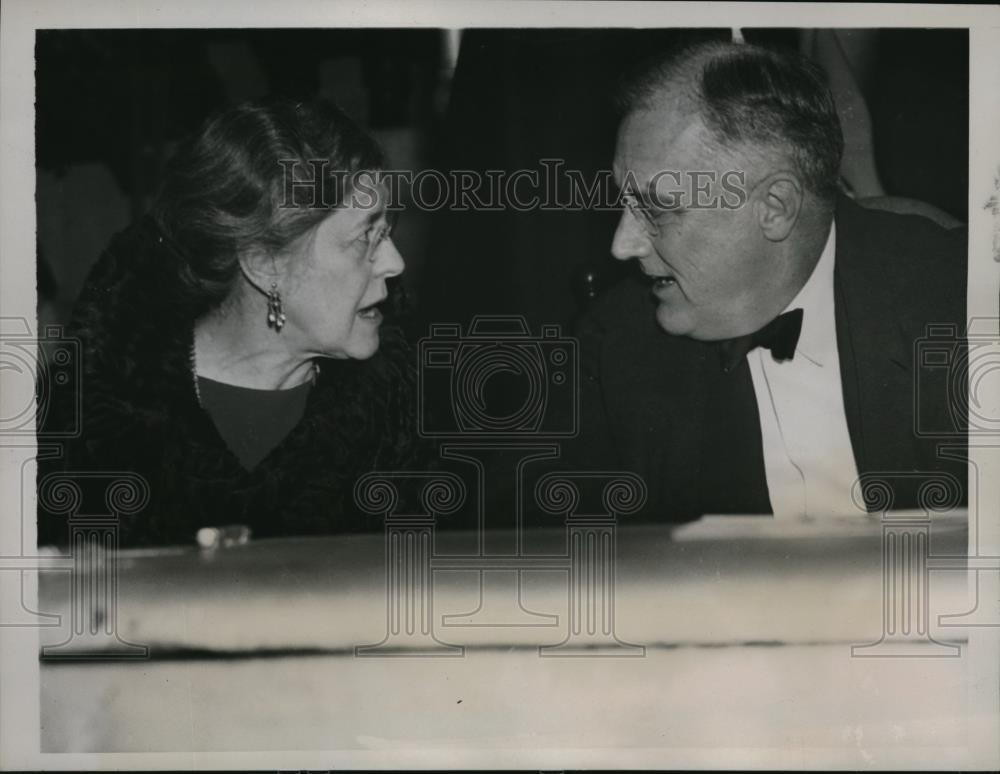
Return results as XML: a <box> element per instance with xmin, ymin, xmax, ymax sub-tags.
<box><xmin>613</xmin><ymin>103</ymin><xmax>711</xmax><ymax>186</ymax></box>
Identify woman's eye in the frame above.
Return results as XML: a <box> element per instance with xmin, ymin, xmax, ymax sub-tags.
<box><xmin>362</xmin><ymin>222</ymin><xmax>390</xmax><ymax>244</ymax></box>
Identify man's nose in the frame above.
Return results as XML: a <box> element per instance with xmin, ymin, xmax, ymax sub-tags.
<box><xmin>610</xmin><ymin>211</ymin><xmax>651</xmax><ymax>262</ymax></box>
<box><xmin>375</xmin><ymin>237</ymin><xmax>405</xmax><ymax>277</ymax></box>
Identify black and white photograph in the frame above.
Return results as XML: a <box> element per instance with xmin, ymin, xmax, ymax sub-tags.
<box><xmin>1</xmin><ymin>0</ymin><xmax>998</xmax><ymax>769</ymax></box>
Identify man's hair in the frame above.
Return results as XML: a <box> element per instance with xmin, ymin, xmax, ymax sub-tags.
<box><xmin>618</xmin><ymin>40</ymin><xmax>844</xmax><ymax>203</ymax></box>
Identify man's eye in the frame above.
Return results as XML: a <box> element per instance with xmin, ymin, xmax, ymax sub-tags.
<box><xmin>637</xmin><ymin>201</ymin><xmax>668</xmax><ymax>223</ymax></box>
<box><xmin>650</xmin><ymin>201</ymin><xmax>685</xmax><ymax>222</ymax></box>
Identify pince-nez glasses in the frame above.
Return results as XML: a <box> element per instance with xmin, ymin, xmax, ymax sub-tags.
<box><xmin>621</xmin><ymin>191</ymin><xmax>662</xmax><ymax>238</ymax></box>
<box><xmin>364</xmin><ymin>219</ymin><xmax>394</xmax><ymax>263</ymax></box>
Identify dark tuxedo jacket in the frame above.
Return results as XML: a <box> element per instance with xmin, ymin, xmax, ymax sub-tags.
<box><xmin>567</xmin><ymin>196</ymin><xmax>968</xmax><ymax>521</ymax></box>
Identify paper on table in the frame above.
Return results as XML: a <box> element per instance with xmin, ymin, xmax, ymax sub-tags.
<box><xmin>670</xmin><ymin>509</ymin><xmax>967</xmax><ymax>541</ymax></box>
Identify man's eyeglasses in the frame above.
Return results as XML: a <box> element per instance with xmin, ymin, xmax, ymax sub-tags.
<box><xmin>621</xmin><ymin>192</ymin><xmax>662</xmax><ymax>238</ymax></box>
<box><xmin>621</xmin><ymin>172</ymin><xmax>769</xmax><ymax>238</ymax></box>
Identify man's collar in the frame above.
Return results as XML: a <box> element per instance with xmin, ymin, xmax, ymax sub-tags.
<box><xmin>781</xmin><ymin>220</ymin><xmax>836</xmax><ymax>366</ymax></box>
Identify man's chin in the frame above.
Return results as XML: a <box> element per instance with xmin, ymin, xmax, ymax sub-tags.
<box><xmin>653</xmin><ymin>303</ymin><xmax>695</xmax><ymax>338</ymax></box>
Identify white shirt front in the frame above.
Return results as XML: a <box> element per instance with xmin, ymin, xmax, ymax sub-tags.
<box><xmin>746</xmin><ymin>222</ymin><xmax>864</xmax><ymax>519</ymax></box>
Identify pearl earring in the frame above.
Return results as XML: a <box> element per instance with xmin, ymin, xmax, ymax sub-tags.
<box><xmin>266</xmin><ymin>282</ymin><xmax>286</xmax><ymax>331</ymax></box>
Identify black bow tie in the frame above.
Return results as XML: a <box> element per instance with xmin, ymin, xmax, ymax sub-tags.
<box><xmin>716</xmin><ymin>308</ymin><xmax>804</xmax><ymax>373</ymax></box>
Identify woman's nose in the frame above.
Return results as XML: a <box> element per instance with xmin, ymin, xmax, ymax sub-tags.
<box><xmin>375</xmin><ymin>236</ymin><xmax>405</xmax><ymax>277</ymax></box>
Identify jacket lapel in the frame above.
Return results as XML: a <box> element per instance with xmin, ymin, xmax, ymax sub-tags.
<box><xmin>834</xmin><ymin>198</ymin><xmax>915</xmax><ymax>478</ymax></box>
<box><xmin>614</xmin><ymin>311</ymin><xmax>769</xmax><ymax>517</ymax></box>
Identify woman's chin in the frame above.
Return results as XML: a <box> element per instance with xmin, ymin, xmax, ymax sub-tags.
<box><xmin>344</xmin><ymin>332</ymin><xmax>380</xmax><ymax>360</ymax></box>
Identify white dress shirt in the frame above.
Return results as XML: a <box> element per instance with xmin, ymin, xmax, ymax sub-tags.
<box><xmin>746</xmin><ymin>222</ymin><xmax>864</xmax><ymax>519</ymax></box>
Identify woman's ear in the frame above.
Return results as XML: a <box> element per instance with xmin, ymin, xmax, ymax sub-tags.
<box><xmin>237</xmin><ymin>247</ymin><xmax>280</xmax><ymax>295</ymax></box>
<box><xmin>754</xmin><ymin>172</ymin><xmax>804</xmax><ymax>242</ymax></box>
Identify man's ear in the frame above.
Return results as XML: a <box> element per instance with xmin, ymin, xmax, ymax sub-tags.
<box><xmin>753</xmin><ymin>172</ymin><xmax>803</xmax><ymax>242</ymax></box>
<box><xmin>237</xmin><ymin>247</ymin><xmax>280</xmax><ymax>295</ymax></box>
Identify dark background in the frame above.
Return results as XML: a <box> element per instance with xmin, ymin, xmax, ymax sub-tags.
<box><xmin>36</xmin><ymin>27</ymin><xmax>969</xmax><ymax>335</ymax></box>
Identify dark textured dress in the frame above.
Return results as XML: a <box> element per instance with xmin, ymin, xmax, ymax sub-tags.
<box><xmin>38</xmin><ymin>217</ymin><xmax>426</xmax><ymax>547</ymax></box>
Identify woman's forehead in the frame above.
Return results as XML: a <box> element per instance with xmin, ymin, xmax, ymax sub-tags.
<box><xmin>320</xmin><ymin>192</ymin><xmax>387</xmax><ymax>236</ymax></box>
<box><xmin>342</xmin><ymin>173</ymin><xmax>391</xmax><ymax>213</ymax></box>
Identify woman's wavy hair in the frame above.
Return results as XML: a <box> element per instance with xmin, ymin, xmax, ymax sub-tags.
<box><xmin>150</xmin><ymin>99</ymin><xmax>385</xmax><ymax>316</ymax></box>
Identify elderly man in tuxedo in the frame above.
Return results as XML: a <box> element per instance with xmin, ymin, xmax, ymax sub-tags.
<box><xmin>574</xmin><ymin>40</ymin><xmax>967</xmax><ymax>521</ymax></box>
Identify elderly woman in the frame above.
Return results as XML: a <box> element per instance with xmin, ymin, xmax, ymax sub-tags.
<box><xmin>40</xmin><ymin>100</ymin><xmax>423</xmax><ymax>546</ymax></box>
